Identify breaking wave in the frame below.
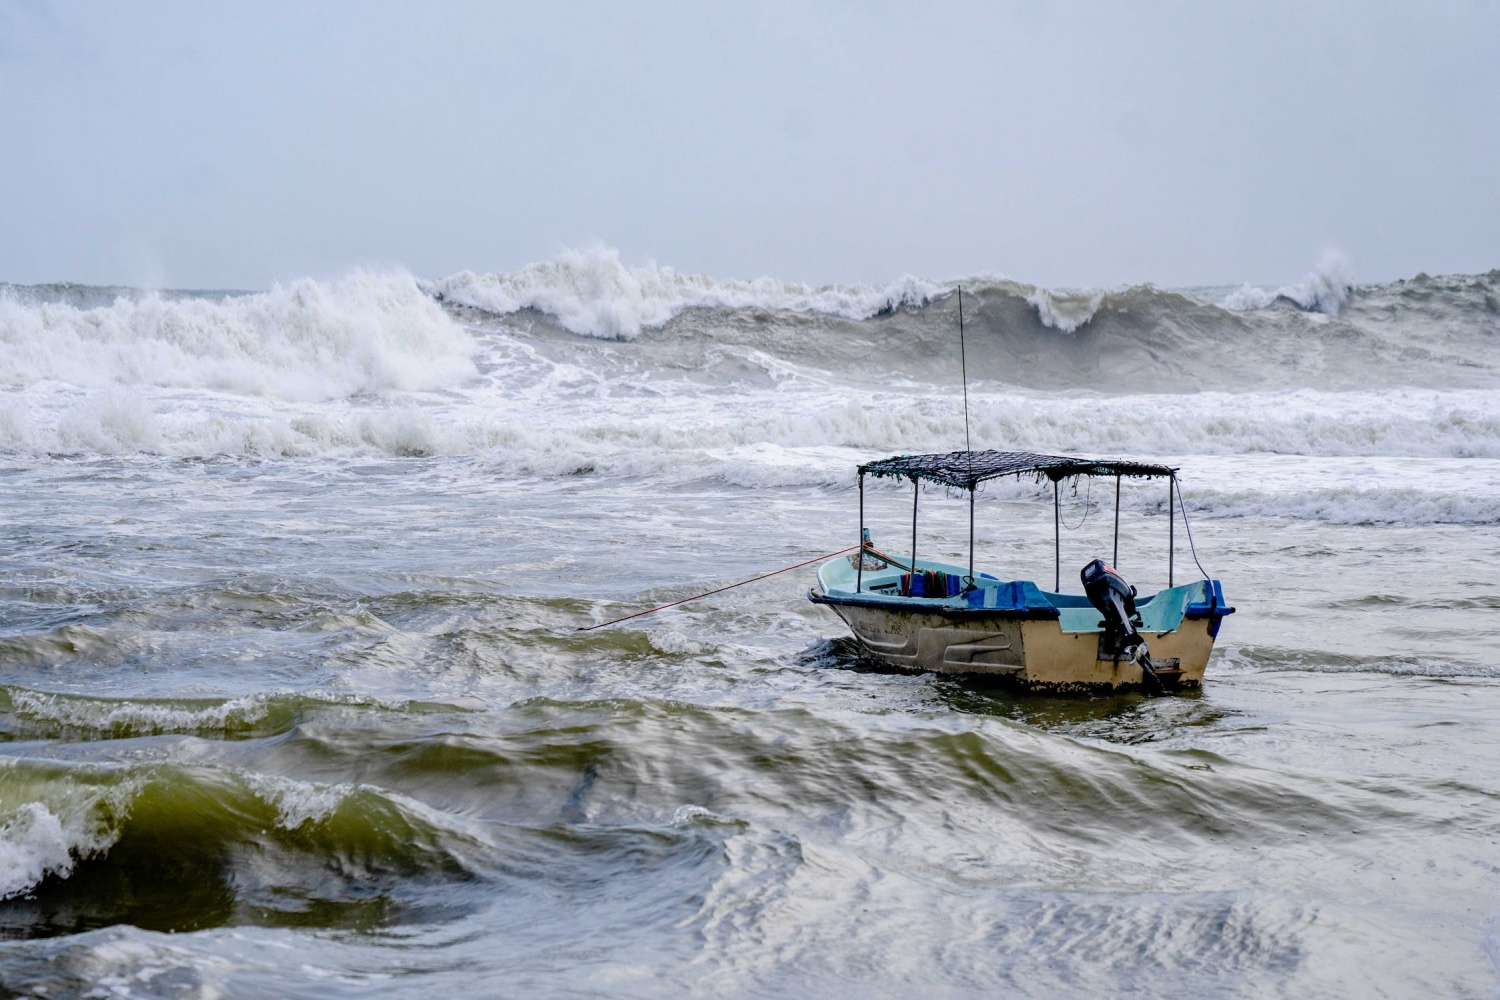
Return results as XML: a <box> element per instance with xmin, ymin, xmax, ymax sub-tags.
<box><xmin>425</xmin><ymin>246</ymin><xmax>1201</xmax><ymax>339</ymax></box>
<box><xmin>424</xmin><ymin>245</ymin><xmax>943</xmax><ymax>339</ymax></box>
<box><xmin>421</xmin><ymin>250</ymin><xmax>1498</xmax><ymax>397</ymax></box>
<box><xmin>1</xmin><ymin>384</ymin><xmax>1495</xmax><ymax>474</ymax></box>
<box><xmin>1</xmin><ymin>252</ymin><xmax>1495</xmax><ymax>404</ymax></box>
<box><xmin>0</xmin><ymin>686</ymin><xmax>464</xmax><ymax>741</ymax></box>
<box><xmin>1023</xmin><ymin>287</ymin><xmax>1106</xmax><ymax>333</ymax></box>
<box><xmin>0</xmin><ymin>270</ymin><xmax>476</xmax><ymax>401</ymax></box>
<box><xmin>0</xmin><ymin>798</ymin><xmax>121</xmax><ymax>901</ymax></box>
<box><xmin>423</xmin><ymin>248</ymin><xmax>1393</xmax><ymax>340</ymax></box>
<box><xmin>2</xmin><ymin>251</ymin><xmax>1496</xmax><ymax>490</ymax></box>
<box><xmin>0</xmin><ymin>759</ymin><xmax>486</xmax><ymax>914</ymax></box>
<box><xmin>1183</xmin><ymin>484</ymin><xmax>1500</xmax><ymax>526</ymax></box>
<box><xmin>1223</xmin><ymin>645</ymin><xmax>1500</xmax><ymax>679</ymax></box>
<box><xmin>1220</xmin><ymin>251</ymin><xmax>1358</xmax><ymax>315</ymax></box>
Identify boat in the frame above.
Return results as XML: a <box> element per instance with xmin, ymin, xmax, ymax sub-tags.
<box><xmin>808</xmin><ymin>450</ymin><xmax>1234</xmax><ymax>692</ymax></box>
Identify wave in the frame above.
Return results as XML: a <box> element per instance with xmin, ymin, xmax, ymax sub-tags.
<box><xmin>1</xmin><ymin>696</ymin><xmax>1484</xmax><ymax>961</ymax></box>
<box><xmin>1023</xmin><ymin>287</ymin><xmax>1106</xmax><ymax>333</ymax></box>
<box><xmin>424</xmin><ymin>246</ymin><xmax>1469</xmax><ymax>347</ymax></box>
<box><xmin>1183</xmin><ymin>484</ymin><xmax>1500</xmax><ymax>525</ymax></box>
<box><xmin>423</xmin><ymin>245</ymin><xmax>1230</xmax><ymax>340</ymax></box>
<box><xmin>2</xmin><ymin>253</ymin><xmax>1496</xmax><ymax>477</ymax></box>
<box><xmin>1220</xmin><ymin>251</ymin><xmax>1358</xmax><ymax>315</ymax></box>
<box><xmin>0</xmin><ymin>760</ymin><xmax>485</xmax><ymax>914</ymax></box>
<box><xmin>1222</xmin><ymin>645</ymin><xmax>1500</xmax><ymax>679</ymax></box>
<box><xmin>0</xmin><ymin>686</ymin><xmax>466</xmax><ymax>741</ymax></box>
<box><xmin>1</xmin><ymin>385</ymin><xmax>1495</xmax><ymax>484</ymax></box>
<box><xmin>0</xmin><ymin>798</ymin><xmax>121</xmax><ymax>901</ymax></box>
<box><xmin>425</xmin><ymin>246</ymin><xmax>1222</xmax><ymax>341</ymax></box>
<box><xmin>424</xmin><ymin>245</ymin><xmax>944</xmax><ymax>339</ymax></box>
<box><xmin>2</xmin><ymin>254</ymin><xmax>1496</xmax><ymax>407</ymax></box>
<box><xmin>0</xmin><ymin>270</ymin><xmax>476</xmax><ymax>401</ymax></box>
<box><xmin>0</xmin><ymin>747</ymin><xmax>761</xmax><ymax>937</ymax></box>
<box><xmin>428</xmin><ymin>250</ymin><xmax>1498</xmax><ymax>395</ymax></box>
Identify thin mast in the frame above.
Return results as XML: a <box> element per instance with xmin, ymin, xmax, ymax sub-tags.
<box><xmin>1053</xmin><ymin>479</ymin><xmax>1061</xmax><ymax>592</ymax></box>
<box><xmin>908</xmin><ymin>478</ymin><xmax>919</xmax><ymax>595</ymax></box>
<box><xmin>857</xmin><ymin>473</ymin><xmax>866</xmax><ymax>593</ymax></box>
<box><xmin>1113</xmin><ymin>474</ymin><xmax>1121</xmax><ymax>567</ymax></box>
<box><xmin>958</xmin><ymin>286</ymin><xmax>971</xmax><ymax>454</ymax></box>
<box><xmin>959</xmin><ymin>286</ymin><xmax>975</xmax><ymax>586</ymax></box>
<box><xmin>1168</xmin><ymin>473</ymin><xmax>1175</xmax><ymax>587</ymax></box>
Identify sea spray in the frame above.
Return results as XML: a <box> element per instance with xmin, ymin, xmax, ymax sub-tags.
<box><xmin>1221</xmin><ymin>250</ymin><xmax>1358</xmax><ymax>315</ymax></box>
<box><xmin>423</xmin><ymin>245</ymin><xmax>944</xmax><ymax>339</ymax></box>
<box><xmin>0</xmin><ymin>270</ymin><xmax>476</xmax><ymax>400</ymax></box>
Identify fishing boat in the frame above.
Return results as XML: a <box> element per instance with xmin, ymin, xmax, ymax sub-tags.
<box><xmin>808</xmin><ymin>450</ymin><xmax>1234</xmax><ymax>692</ymax></box>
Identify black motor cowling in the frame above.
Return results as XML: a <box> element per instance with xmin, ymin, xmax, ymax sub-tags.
<box><xmin>1080</xmin><ymin>559</ymin><xmax>1162</xmax><ymax>689</ymax></box>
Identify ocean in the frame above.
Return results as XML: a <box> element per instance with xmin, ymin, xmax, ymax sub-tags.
<box><xmin>1</xmin><ymin>248</ymin><xmax>1498</xmax><ymax>997</ymax></box>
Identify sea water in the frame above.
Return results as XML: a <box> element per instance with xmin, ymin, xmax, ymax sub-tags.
<box><xmin>1</xmin><ymin>249</ymin><xmax>1497</xmax><ymax>996</ymax></box>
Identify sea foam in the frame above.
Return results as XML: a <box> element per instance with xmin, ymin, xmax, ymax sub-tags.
<box><xmin>425</xmin><ymin>245</ymin><xmax>943</xmax><ymax>339</ymax></box>
<box><xmin>0</xmin><ymin>269</ymin><xmax>476</xmax><ymax>401</ymax></box>
<box><xmin>4</xmin><ymin>379</ymin><xmax>1495</xmax><ymax>468</ymax></box>
<box><xmin>1023</xmin><ymin>288</ymin><xmax>1107</xmax><ymax>333</ymax></box>
<box><xmin>1221</xmin><ymin>251</ymin><xmax>1357</xmax><ymax>315</ymax></box>
<box><xmin>0</xmin><ymin>790</ymin><xmax>125</xmax><ymax>900</ymax></box>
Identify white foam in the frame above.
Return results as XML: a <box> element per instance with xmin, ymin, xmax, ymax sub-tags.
<box><xmin>54</xmin><ymin>388</ymin><xmax>163</xmax><ymax>453</ymax></box>
<box><xmin>243</xmin><ymin>773</ymin><xmax>354</xmax><ymax>830</ymax></box>
<box><xmin>0</xmin><ymin>796</ymin><xmax>123</xmax><ymax>900</ymax></box>
<box><xmin>1024</xmin><ymin>288</ymin><xmax>1105</xmax><ymax>333</ymax></box>
<box><xmin>1221</xmin><ymin>647</ymin><xmax>1500</xmax><ymax>679</ymax></box>
<box><xmin>4</xmin><ymin>381</ymin><xmax>1497</xmax><ymax>493</ymax></box>
<box><xmin>1219</xmin><ymin>284</ymin><xmax>1277</xmax><ymax>312</ymax></box>
<box><xmin>0</xmin><ymin>398</ymin><xmax>33</xmax><ymax>449</ymax></box>
<box><xmin>6</xmin><ymin>689</ymin><xmax>274</xmax><ymax>735</ymax></box>
<box><xmin>1185</xmin><ymin>484</ymin><xmax>1500</xmax><ymax>525</ymax></box>
<box><xmin>0</xmin><ymin>803</ymin><xmax>78</xmax><ymax>899</ymax></box>
<box><xmin>425</xmin><ymin>245</ymin><xmax>942</xmax><ymax>339</ymax></box>
<box><xmin>1221</xmin><ymin>251</ymin><xmax>1356</xmax><ymax>316</ymax></box>
<box><xmin>0</xmin><ymin>269</ymin><xmax>477</xmax><ymax>401</ymax></box>
<box><xmin>671</xmin><ymin>805</ymin><xmax>746</xmax><ymax>828</ymax></box>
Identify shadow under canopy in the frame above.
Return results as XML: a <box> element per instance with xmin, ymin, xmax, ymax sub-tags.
<box><xmin>854</xmin><ymin>449</ymin><xmax>1182</xmax><ymax>593</ymax></box>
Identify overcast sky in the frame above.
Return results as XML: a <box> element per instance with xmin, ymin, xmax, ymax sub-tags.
<box><xmin>3</xmin><ymin>0</ymin><xmax>1497</xmax><ymax>290</ymax></box>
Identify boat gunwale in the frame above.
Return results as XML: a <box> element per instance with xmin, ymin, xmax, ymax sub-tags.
<box><xmin>807</xmin><ymin>587</ymin><xmax>1062</xmax><ymax>620</ymax></box>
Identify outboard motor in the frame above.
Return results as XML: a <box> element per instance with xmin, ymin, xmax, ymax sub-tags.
<box><xmin>1080</xmin><ymin>559</ymin><xmax>1163</xmax><ymax>691</ymax></box>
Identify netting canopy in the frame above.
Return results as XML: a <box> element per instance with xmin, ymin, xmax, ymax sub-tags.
<box><xmin>858</xmin><ymin>450</ymin><xmax>1177</xmax><ymax>491</ymax></box>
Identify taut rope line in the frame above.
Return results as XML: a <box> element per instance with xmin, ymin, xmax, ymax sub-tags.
<box><xmin>577</xmin><ymin>544</ymin><xmax>859</xmax><ymax>631</ymax></box>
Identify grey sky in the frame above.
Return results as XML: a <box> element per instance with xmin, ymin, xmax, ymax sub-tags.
<box><xmin>3</xmin><ymin>0</ymin><xmax>1497</xmax><ymax>290</ymax></box>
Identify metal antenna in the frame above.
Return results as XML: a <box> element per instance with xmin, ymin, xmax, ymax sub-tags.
<box><xmin>960</xmin><ymin>285</ymin><xmax>977</xmax><ymax>589</ymax></box>
<box><xmin>958</xmin><ymin>285</ymin><xmax>971</xmax><ymax>454</ymax></box>
<box><xmin>959</xmin><ymin>285</ymin><xmax>978</xmax><ymax>591</ymax></box>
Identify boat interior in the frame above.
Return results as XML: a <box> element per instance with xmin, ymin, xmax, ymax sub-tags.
<box><xmin>817</xmin><ymin>554</ymin><xmax>1213</xmax><ymax>634</ymax></box>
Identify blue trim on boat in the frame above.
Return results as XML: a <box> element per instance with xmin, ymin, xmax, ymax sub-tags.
<box><xmin>1184</xmin><ymin>579</ymin><xmax>1235</xmax><ymax>618</ymax></box>
<box><xmin>807</xmin><ymin>588</ymin><xmax>1062</xmax><ymax>621</ymax></box>
<box><xmin>1184</xmin><ymin>579</ymin><xmax>1235</xmax><ymax>638</ymax></box>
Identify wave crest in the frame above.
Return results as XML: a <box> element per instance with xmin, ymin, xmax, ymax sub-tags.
<box><xmin>0</xmin><ymin>270</ymin><xmax>476</xmax><ymax>401</ymax></box>
<box><xmin>425</xmin><ymin>245</ymin><xmax>942</xmax><ymax>339</ymax></box>
<box><xmin>1221</xmin><ymin>251</ymin><xmax>1357</xmax><ymax>316</ymax></box>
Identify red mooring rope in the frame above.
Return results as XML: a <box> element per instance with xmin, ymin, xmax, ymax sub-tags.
<box><xmin>576</xmin><ymin>544</ymin><xmax>859</xmax><ymax>631</ymax></box>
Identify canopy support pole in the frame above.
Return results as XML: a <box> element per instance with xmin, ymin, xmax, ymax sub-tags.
<box><xmin>1168</xmin><ymin>473</ymin><xmax>1175</xmax><ymax>587</ymax></box>
<box><xmin>908</xmin><ymin>477</ymin><xmax>919</xmax><ymax>596</ymax></box>
<box><xmin>1113</xmin><ymin>474</ymin><xmax>1121</xmax><ymax>567</ymax></box>
<box><xmin>1053</xmin><ymin>479</ymin><xmax>1061</xmax><ymax>592</ymax></box>
<box><xmin>857</xmin><ymin>473</ymin><xmax>866</xmax><ymax>593</ymax></box>
<box><xmin>967</xmin><ymin>486</ymin><xmax>975</xmax><ymax>585</ymax></box>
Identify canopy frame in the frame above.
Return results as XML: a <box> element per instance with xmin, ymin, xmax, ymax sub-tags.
<box><xmin>854</xmin><ymin>450</ymin><xmax>1182</xmax><ymax>595</ymax></box>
